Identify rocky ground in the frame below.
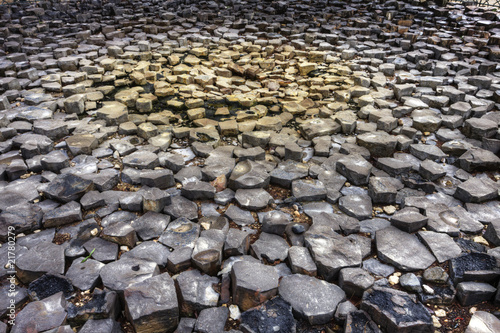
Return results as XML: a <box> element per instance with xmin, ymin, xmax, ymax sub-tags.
<box><xmin>0</xmin><ymin>0</ymin><xmax>500</xmax><ymax>332</ymax></box>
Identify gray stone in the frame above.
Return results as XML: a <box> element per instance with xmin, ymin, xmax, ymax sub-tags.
<box><xmin>339</xmin><ymin>194</ymin><xmax>372</xmax><ymax>220</ymax></box>
<box><xmin>344</xmin><ymin>310</ymin><xmax>383</xmax><ymax>333</ymax></box>
<box><xmin>176</xmin><ymin>269</ymin><xmax>219</xmax><ymax>315</ymax></box>
<box><xmin>390</xmin><ymin>207</ymin><xmax>427</xmax><ymax>233</ymax></box>
<box><xmin>121</xmin><ymin>241</ymin><xmax>171</xmax><ymax>267</ymax></box>
<box><xmin>124</xmin><ymin>273</ymin><xmax>178</xmax><ymax>333</ymax></box>
<box><xmin>240</xmin><ymin>296</ymin><xmax>296</xmax><ymax>333</ymax></box>
<box><xmin>235</xmin><ymin>188</ymin><xmax>273</xmax><ymax>210</ymax></box>
<box><xmin>251</xmin><ymin>232</ymin><xmax>289</xmax><ymax>263</ymax></box>
<box><xmin>131</xmin><ymin>211</ymin><xmax>170</xmax><ymax>241</ymax></box>
<box><xmin>400</xmin><ymin>273</ymin><xmax>423</xmax><ymax>293</ymax></box>
<box><xmin>229</xmin><ymin>160</ymin><xmax>270</xmax><ymax>190</ymax></box>
<box><xmin>465</xmin><ymin>311</ymin><xmax>500</xmax><ymax>333</ymax></box>
<box><xmin>484</xmin><ymin>220</ymin><xmax>500</xmax><ymax>247</ymax></box>
<box><xmin>100</xmin><ymin>258</ymin><xmax>159</xmax><ymax>294</ymax></box>
<box><xmin>181</xmin><ymin>181</ymin><xmax>216</xmax><ymax>200</ymax></box>
<box><xmin>66</xmin><ymin>257</ymin><xmax>105</xmax><ymax>291</ymax></box>
<box><xmin>16</xmin><ymin>242</ymin><xmax>65</xmax><ymax>284</ymax></box>
<box><xmin>417</xmin><ymin>231</ymin><xmax>462</xmax><ymax>263</ymax></box>
<box><xmin>43</xmin><ymin>201</ymin><xmax>82</xmax><ymax>228</ymax></box>
<box><xmin>158</xmin><ymin>218</ymin><xmax>200</xmax><ymax>250</ymax></box>
<box><xmin>261</xmin><ymin>210</ymin><xmax>292</xmax><ymax>235</ymax></box>
<box><xmin>339</xmin><ymin>268</ymin><xmax>375</xmax><ymax>298</ymax></box>
<box><xmin>292</xmin><ymin>179</ymin><xmax>326</xmax><ymax>201</ymax></box>
<box><xmin>194</xmin><ymin>307</ymin><xmax>228</xmax><ymax>333</ymax></box>
<box><xmin>357</xmin><ymin>131</ymin><xmax>397</xmax><ymax>157</ymax></box>
<box><xmin>43</xmin><ymin>173</ymin><xmax>94</xmax><ymax>203</ymax></box>
<box><xmin>231</xmin><ymin>260</ymin><xmax>279</xmax><ymax>311</ymax></box>
<box><xmin>11</xmin><ymin>292</ymin><xmax>67</xmax><ymax>333</ymax></box>
<box><xmin>122</xmin><ymin>151</ymin><xmax>160</xmax><ymax>170</ymax></box>
<box><xmin>454</xmin><ymin>177</ymin><xmax>498</xmax><ymax>203</ymax></box>
<box><xmin>456</xmin><ymin>282</ymin><xmax>496</xmax><ymax>306</ymax></box>
<box><xmin>279</xmin><ymin>274</ymin><xmax>345</xmax><ymax>325</ymax></box>
<box><xmin>336</xmin><ymin>154</ymin><xmax>372</xmax><ymax>185</ymax></box>
<box><xmin>361</xmin><ymin>286</ymin><xmax>433</xmax><ymax>333</ymax></box>
<box><xmin>376</xmin><ymin>226</ymin><xmax>435</xmax><ymax>271</ymax></box>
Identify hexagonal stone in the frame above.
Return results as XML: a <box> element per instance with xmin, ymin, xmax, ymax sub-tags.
<box><xmin>124</xmin><ymin>273</ymin><xmax>178</xmax><ymax>333</ymax></box>
<box><xmin>417</xmin><ymin>231</ymin><xmax>462</xmax><ymax>264</ymax></box>
<box><xmin>368</xmin><ymin>177</ymin><xmax>404</xmax><ymax>204</ymax></box>
<box><xmin>251</xmin><ymin>232</ymin><xmax>289</xmax><ymax>263</ymax></box>
<box><xmin>131</xmin><ymin>211</ymin><xmax>170</xmax><ymax>241</ymax></box>
<box><xmin>339</xmin><ymin>194</ymin><xmax>372</xmax><ymax>220</ymax></box>
<box><xmin>300</xmin><ymin>118</ymin><xmax>340</xmax><ymax>140</ymax></box>
<box><xmin>101</xmin><ymin>222</ymin><xmax>138</xmax><ymax>248</ymax></box>
<box><xmin>270</xmin><ymin>160</ymin><xmax>309</xmax><ymax>188</ymax></box>
<box><xmin>181</xmin><ymin>181</ymin><xmax>216</xmax><ymax>200</ymax></box>
<box><xmin>140</xmin><ymin>169</ymin><xmax>175</xmax><ymax>189</ymax></box>
<box><xmin>361</xmin><ymin>286</ymin><xmax>433</xmax><ymax>333</ymax></box>
<box><xmin>357</xmin><ymin>131</ymin><xmax>397</xmax><ymax>157</ymax></box>
<box><xmin>176</xmin><ymin>269</ymin><xmax>219</xmax><ymax>315</ymax></box>
<box><xmin>240</xmin><ymin>296</ymin><xmax>296</xmax><ymax>333</ymax></box>
<box><xmin>292</xmin><ymin>179</ymin><xmax>326</xmax><ymax>201</ymax></box>
<box><xmin>10</xmin><ymin>292</ymin><xmax>67</xmax><ymax>333</ymax></box>
<box><xmin>16</xmin><ymin>242</ymin><xmax>65</xmax><ymax>284</ymax></box>
<box><xmin>228</xmin><ymin>160</ymin><xmax>270</xmax><ymax>190</ymax></box>
<box><xmin>454</xmin><ymin>177</ymin><xmax>498</xmax><ymax>203</ymax></box>
<box><xmin>96</xmin><ymin>102</ymin><xmax>128</xmax><ymax>126</ymax></box>
<box><xmin>390</xmin><ymin>207</ymin><xmax>427</xmax><ymax>233</ymax></box>
<box><xmin>66</xmin><ymin>257</ymin><xmax>105</xmax><ymax>291</ymax></box>
<box><xmin>163</xmin><ymin>195</ymin><xmax>198</xmax><ymax>220</ymax></box>
<box><xmin>376</xmin><ymin>226</ymin><xmax>435</xmax><ymax>271</ymax></box>
<box><xmin>43</xmin><ymin>201</ymin><xmax>82</xmax><ymax>228</ymax></box>
<box><xmin>261</xmin><ymin>210</ymin><xmax>292</xmax><ymax>235</ymax></box>
<box><xmin>194</xmin><ymin>307</ymin><xmax>229</xmax><ymax>333</ymax></box>
<box><xmin>304</xmin><ymin>226</ymin><xmax>363</xmax><ymax>280</ymax></box>
<box><xmin>123</xmin><ymin>151</ymin><xmax>159</xmax><ymax>170</ymax></box>
<box><xmin>65</xmin><ymin>134</ymin><xmax>98</xmax><ymax>156</ymax></box>
<box><xmin>100</xmin><ymin>258</ymin><xmax>159</xmax><ymax>294</ymax></box>
<box><xmin>83</xmin><ymin>237</ymin><xmax>118</xmax><ymax>263</ymax></box>
<box><xmin>339</xmin><ymin>268</ymin><xmax>375</xmax><ymax>298</ymax></box>
<box><xmin>279</xmin><ymin>274</ymin><xmax>346</xmax><ymax>325</ymax></box>
<box><xmin>43</xmin><ymin>173</ymin><xmax>94</xmax><ymax>203</ymax></box>
<box><xmin>235</xmin><ymin>188</ymin><xmax>273</xmax><ymax>211</ymax></box>
<box><xmin>458</xmin><ymin>147</ymin><xmax>500</xmax><ymax>172</ymax></box>
<box><xmin>158</xmin><ymin>218</ymin><xmax>200</xmax><ymax>250</ymax></box>
<box><xmin>0</xmin><ymin>203</ymin><xmax>43</xmax><ymax>241</ymax></box>
<box><xmin>231</xmin><ymin>260</ymin><xmax>279</xmax><ymax>311</ymax></box>
<box><xmin>457</xmin><ymin>282</ymin><xmax>496</xmax><ymax>306</ymax></box>
<box><xmin>336</xmin><ymin>154</ymin><xmax>372</xmax><ymax>186</ymax></box>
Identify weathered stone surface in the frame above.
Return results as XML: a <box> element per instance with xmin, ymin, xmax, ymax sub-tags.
<box><xmin>361</xmin><ymin>286</ymin><xmax>433</xmax><ymax>333</ymax></box>
<box><xmin>376</xmin><ymin>227</ymin><xmax>435</xmax><ymax>271</ymax></box>
<box><xmin>235</xmin><ymin>188</ymin><xmax>273</xmax><ymax>210</ymax></box>
<box><xmin>11</xmin><ymin>292</ymin><xmax>67</xmax><ymax>333</ymax></box>
<box><xmin>43</xmin><ymin>173</ymin><xmax>94</xmax><ymax>203</ymax></box>
<box><xmin>279</xmin><ymin>274</ymin><xmax>345</xmax><ymax>325</ymax></box>
<box><xmin>16</xmin><ymin>242</ymin><xmax>65</xmax><ymax>284</ymax></box>
<box><xmin>100</xmin><ymin>258</ymin><xmax>159</xmax><ymax>293</ymax></box>
<box><xmin>465</xmin><ymin>311</ymin><xmax>500</xmax><ymax>333</ymax></box>
<box><xmin>231</xmin><ymin>260</ymin><xmax>279</xmax><ymax>311</ymax></box>
<box><xmin>176</xmin><ymin>269</ymin><xmax>219</xmax><ymax>315</ymax></box>
<box><xmin>240</xmin><ymin>296</ymin><xmax>296</xmax><ymax>333</ymax></box>
<box><xmin>124</xmin><ymin>273</ymin><xmax>178</xmax><ymax>333</ymax></box>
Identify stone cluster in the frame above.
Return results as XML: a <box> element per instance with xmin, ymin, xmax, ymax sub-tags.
<box><xmin>0</xmin><ymin>0</ymin><xmax>500</xmax><ymax>332</ymax></box>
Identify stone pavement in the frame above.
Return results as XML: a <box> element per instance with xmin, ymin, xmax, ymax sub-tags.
<box><xmin>0</xmin><ymin>0</ymin><xmax>500</xmax><ymax>332</ymax></box>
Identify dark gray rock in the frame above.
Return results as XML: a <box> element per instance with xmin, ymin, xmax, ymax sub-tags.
<box><xmin>484</xmin><ymin>219</ymin><xmax>500</xmax><ymax>246</ymax></box>
<box><xmin>229</xmin><ymin>160</ymin><xmax>270</xmax><ymax>190</ymax></box>
<box><xmin>158</xmin><ymin>218</ymin><xmax>200</xmax><ymax>250</ymax></box>
<box><xmin>231</xmin><ymin>260</ymin><xmax>279</xmax><ymax>311</ymax></box>
<box><xmin>122</xmin><ymin>151</ymin><xmax>159</xmax><ymax>169</ymax></box>
<box><xmin>390</xmin><ymin>207</ymin><xmax>428</xmax><ymax>233</ymax></box>
<box><xmin>121</xmin><ymin>241</ymin><xmax>171</xmax><ymax>267</ymax></box>
<box><xmin>450</xmin><ymin>253</ymin><xmax>500</xmax><ymax>284</ymax></box>
<box><xmin>376</xmin><ymin>226</ymin><xmax>435</xmax><ymax>271</ymax></box>
<box><xmin>361</xmin><ymin>286</ymin><xmax>433</xmax><ymax>333</ymax></box>
<box><xmin>279</xmin><ymin>274</ymin><xmax>345</xmax><ymax>325</ymax></box>
<box><xmin>454</xmin><ymin>177</ymin><xmax>498</xmax><ymax>203</ymax></box>
<box><xmin>163</xmin><ymin>195</ymin><xmax>198</xmax><ymax>220</ymax></box>
<box><xmin>456</xmin><ymin>282</ymin><xmax>496</xmax><ymax>306</ymax></box>
<box><xmin>288</xmin><ymin>246</ymin><xmax>317</xmax><ymax>276</ymax></box>
<box><xmin>339</xmin><ymin>268</ymin><xmax>375</xmax><ymax>298</ymax></box>
<box><xmin>124</xmin><ymin>273</ymin><xmax>178</xmax><ymax>333</ymax></box>
<box><xmin>417</xmin><ymin>231</ymin><xmax>462</xmax><ymax>263</ymax></box>
<box><xmin>261</xmin><ymin>210</ymin><xmax>292</xmax><ymax>235</ymax></box>
<box><xmin>78</xmin><ymin>319</ymin><xmax>123</xmax><ymax>333</ymax></box>
<box><xmin>0</xmin><ymin>203</ymin><xmax>43</xmax><ymax>241</ymax></box>
<box><xmin>458</xmin><ymin>147</ymin><xmax>500</xmax><ymax>172</ymax></box>
<box><xmin>176</xmin><ymin>269</ymin><xmax>219</xmax><ymax>316</ymax></box>
<box><xmin>240</xmin><ymin>296</ymin><xmax>296</xmax><ymax>333</ymax></box>
<box><xmin>194</xmin><ymin>307</ymin><xmax>228</xmax><ymax>333</ymax></box>
<box><xmin>251</xmin><ymin>232</ymin><xmax>289</xmax><ymax>263</ymax></box>
<box><xmin>66</xmin><ymin>257</ymin><xmax>105</xmax><ymax>291</ymax></box>
<box><xmin>66</xmin><ymin>288</ymin><xmax>119</xmax><ymax>325</ymax></box>
<box><xmin>181</xmin><ymin>181</ymin><xmax>216</xmax><ymax>200</ymax></box>
<box><xmin>336</xmin><ymin>154</ymin><xmax>372</xmax><ymax>185</ymax></box>
<box><xmin>140</xmin><ymin>169</ymin><xmax>175</xmax><ymax>189</ymax></box>
<box><xmin>100</xmin><ymin>258</ymin><xmax>159</xmax><ymax>294</ymax></box>
<box><xmin>43</xmin><ymin>201</ymin><xmax>82</xmax><ymax>228</ymax></box>
<box><xmin>131</xmin><ymin>211</ymin><xmax>170</xmax><ymax>241</ymax></box>
<box><xmin>225</xmin><ymin>204</ymin><xmax>255</xmax><ymax>226</ymax></box>
<box><xmin>400</xmin><ymin>273</ymin><xmax>423</xmax><ymax>293</ymax></box>
<box><xmin>224</xmin><ymin>228</ymin><xmax>250</xmax><ymax>257</ymax></box>
<box><xmin>344</xmin><ymin>310</ymin><xmax>383</xmax><ymax>333</ymax></box>
<box><xmin>292</xmin><ymin>179</ymin><xmax>326</xmax><ymax>201</ymax></box>
<box><xmin>270</xmin><ymin>160</ymin><xmax>309</xmax><ymax>188</ymax></box>
<box><xmin>28</xmin><ymin>274</ymin><xmax>73</xmax><ymax>301</ymax></box>
<box><xmin>339</xmin><ymin>194</ymin><xmax>372</xmax><ymax>220</ymax></box>
<box><xmin>16</xmin><ymin>242</ymin><xmax>65</xmax><ymax>284</ymax></box>
<box><xmin>83</xmin><ymin>237</ymin><xmax>119</xmax><ymax>263</ymax></box>
<box><xmin>235</xmin><ymin>188</ymin><xmax>273</xmax><ymax>210</ymax></box>
<box><xmin>43</xmin><ymin>173</ymin><xmax>94</xmax><ymax>203</ymax></box>
<box><xmin>363</xmin><ymin>258</ymin><xmax>395</xmax><ymax>277</ymax></box>
<box><xmin>11</xmin><ymin>292</ymin><xmax>67</xmax><ymax>333</ymax></box>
